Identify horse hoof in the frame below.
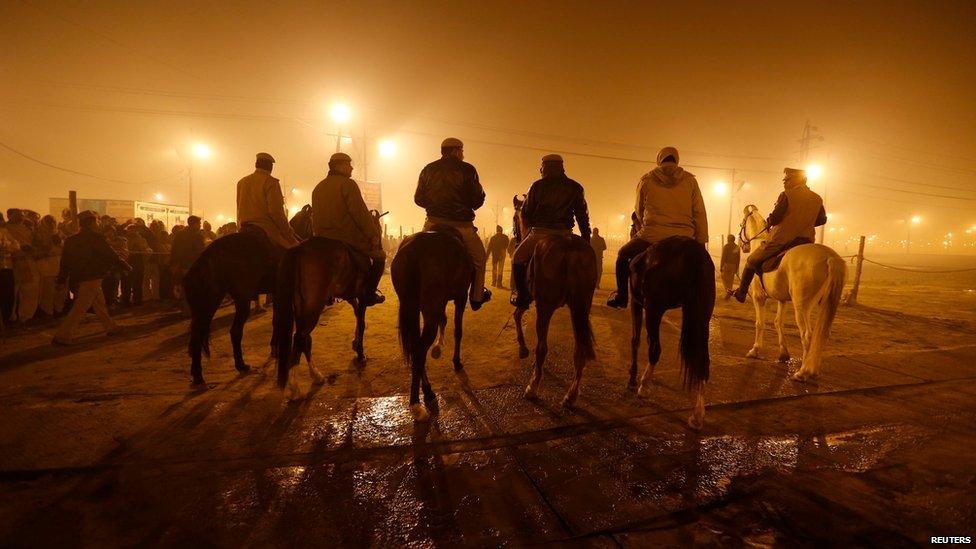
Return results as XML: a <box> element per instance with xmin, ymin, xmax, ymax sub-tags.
<box><xmin>453</xmin><ymin>360</ymin><xmax>464</xmax><ymax>372</ymax></box>
<box><xmin>746</xmin><ymin>348</ymin><xmax>760</xmax><ymax>359</ymax></box>
<box><xmin>792</xmin><ymin>371</ymin><xmax>817</xmax><ymax>383</ymax></box>
<box><xmin>236</xmin><ymin>364</ymin><xmax>251</xmax><ymax>374</ymax></box>
<box><xmin>637</xmin><ymin>385</ymin><xmax>649</xmax><ymax>398</ymax></box>
<box><xmin>190</xmin><ymin>379</ymin><xmax>206</xmax><ymax>390</ymax></box>
<box><xmin>523</xmin><ymin>386</ymin><xmax>539</xmax><ymax>400</ymax></box>
<box><xmin>309</xmin><ymin>368</ymin><xmax>326</xmax><ymax>385</ymax></box>
<box><xmin>518</xmin><ymin>347</ymin><xmax>530</xmax><ymax>359</ymax></box>
<box><xmin>561</xmin><ymin>395</ymin><xmax>577</xmax><ymax>408</ymax></box>
<box><xmin>687</xmin><ymin>415</ymin><xmax>704</xmax><ymax>431</ymax></box>
<box><xmin>411</xmin><ymin>403</ymin><xmax>429</xmax><ymax>422</ymax></box>
<box><xmin>430</xmin><ymin>346</ymin><xmax>442</xmax><ymax>359</ymax></box>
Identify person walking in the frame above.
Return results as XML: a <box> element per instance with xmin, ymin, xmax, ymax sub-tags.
<box><xmin>590</xmin><ymin>227</ymin><xmax>607</xmax><ymax>289</ymax></box>
<box><xmin>0</xmin><ymin>212</ymin><xmax>20</xmax><ymax>323</ymax></box>
<box><xmin>414</xmin><ymin>137</ymin><xmax>492</xmax><ymax>309</ymax></box>
<box><xmin>719</xmin><ymin>235</ymin><xmax>741</xmax><ymax>298</ymax></box>
<box><xmin>486</xmin><ymin>226</ymin><xmax>510</xmax><ymax>288</ymax></box>
<box><xmin>53</xmin><ymin>211</ymin><xmax>131</xmax><ymax>345</ymax></box>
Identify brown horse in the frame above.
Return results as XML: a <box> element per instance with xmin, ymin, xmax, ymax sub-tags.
<box><xmin>392</xmin><ymin>226</ymin><xmax>472</xmax><ymax>421</ymax></box>
<box><xmin>274</xmin><ymin>211</ymin><xmax>383</xmax><ymax>400</ymax></box>
<box><xmin>628</xmin><ymin>235</ymin><xmax>715</xmax><ymax>429</ymax></box>
<box><xmin>512</xmin><ymin>196</ymin><xmax>597</xmax><ymax>406</ymax></box>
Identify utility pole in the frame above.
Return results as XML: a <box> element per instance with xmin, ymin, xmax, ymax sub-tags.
<box><xmin>187</xmin><ymin>162</ymin><xmax>193</xmax><ymax>215</ymax></box>
<box><xmin>798</xmin><ymin>119</ymin><xmax>826</xmax><ymax>243</ymax></box>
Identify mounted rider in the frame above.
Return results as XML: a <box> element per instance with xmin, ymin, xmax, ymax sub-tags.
<box><xmin>311</xmin><ymin>152</ymin><xmax>386</xmax><ymax>306</ymax></box>
<box><xmin>607</xmin><ymin>146</ymin><xmax>708</xmax><ymax>308</ymax></box>
<box><xmin>510</xmin><ymin>154</ymin><xmax>591</xmax><ymax>307</ymax></box>
<box><xmin>730</xmin><ymin>167</ymin><xmax>827</xmax><ymax>302</ymax></box>
<box><xmin>414</xmin><ymin>137</ymin><xmax>492</xmax><ymax>310</ymax></box>
<box><xmin>236</xmin><ymin>152</ymin><xmax>300</xmax><ymax>262</ymax></box>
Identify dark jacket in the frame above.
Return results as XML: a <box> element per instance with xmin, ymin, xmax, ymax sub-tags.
<box><xmin>522</xmin><ymin>174</ymin><xmax>591</xmax><ymax>240</ymax></box>
<box><xmin>414</xmin><ymin>156</ymin><xmax>485</xmax><ymax>222</ymax></box>
<box><xmin>312</xmin><ymin>172</ymin><xmax>380</xmax><ymax>254</ymax></box>
<box><xmin>487</xmin><ymin>233</ymin><xmax>510</xmax><ymax>258</ymax></box>
<box><xmin>58</xmin><ymin>227</ymin><xmax>129</xmax><ymax>285</ymax></box>
<box><xmin>170</xmin><ymin>228</ymin><xmax>206</xmax><ymax>270</ymax></box>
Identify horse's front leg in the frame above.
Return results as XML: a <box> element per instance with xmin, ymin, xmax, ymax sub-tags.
<box><xmin>746</xmin><ymin>291</ymin><xmax>766</xmax><ymax>359</ymax></box>
<box><xmin>452</xmin><ymin>297</ymin><xmax>465</xmax><ymax>371</ymax></box>
<box><xmin>637</xmin><ymin>307</ymin><xmax>663</xmax><ymax>398</ymax></box>
<box><xmin>514</xmin><ymin>306</ymin><xmax>529</xmax><ymax>359</ymax></box>
<box><xmin>629</xmin><ymin>300</ymin><xmax>642</xmax><ymax>388</ymax></box>
<box><xmin>230</xmin><ymin>299</ymin><xmax>252</xmax><ymax>373</ymax></box>
<box><xmin>775</xmin><ymin>300</ymin><xmax>790</xmax><ymax>362</ymax></box>
<box><xmin>688</xmin><ymin>383</ymin><xmax>706</xmax><ymax>430</ymax></box>
<box><xmin>524</xmin><ymin>307</ymin><xmax>554</xmax><ymax>399</ymax></box>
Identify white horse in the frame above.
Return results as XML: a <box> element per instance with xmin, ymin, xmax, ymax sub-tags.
<box><xmin>739</xmin><ymin>205</ymin><xmax>846</xmax><ymax>381</ymax></box>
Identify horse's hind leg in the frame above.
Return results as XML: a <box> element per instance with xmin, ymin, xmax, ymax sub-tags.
<box><xmin>431</xmin><ymin>315</ymin><xmax>446</xmax><ymax>359</ymax></box>
<box><xmin>515</xmin><ymin>306</ymin><xmax>530</xmax><ymax>359</ymax></box>
<box><xmin>352</xmin><ymin>301</ymin><xmax>366</xmax><ymax>363</ymax></box>
<box><xmin>791</xmin><ymin>297</ymin><xmax>818</xmax><ymax>381</ymax></box>
<box><xmin>747</xmin><ymin>292</ymin><xmax>767</xmax><ymax>359</ymax></box>
<box><xmin>524</xmin><ymin>306</ymin><xmax>554</xmax><ymax>400</ymax></box>
<box><xmin>637</xmin><ymin>307</ymin><xmax>663</xmax><ymax>398</ymax></box>
<box><xmin>188</xmin><ymin>302</ymin><xmax>218</xmax><ymax>387</ymax></box>
<box><xmin>411</xmin><ymin>311</ymin><xmax>441</xmax><ymax>421</ymax></box>
<box><xmin>629</xmin><ymin>300</ymin><xmax>643</xmax><ymax>388</ymax></box>
<box><xmin>452</xmin><ymin>297</ymin><xmax>465</xmax><ymax>371</ymax></box>
<box><xmin>775</xmin><ymin>301</ymin><xmax>790</xmax><ymax>362</ymax></box>
<box><xmin>688</xmin><ymin>382</ymin><xmax>706</xmax><ymax>430</ymax></box>
<box><xmin>231</xmin><ymin>299</ymin><xmax>251</xmax><ymax>373</ymax></box>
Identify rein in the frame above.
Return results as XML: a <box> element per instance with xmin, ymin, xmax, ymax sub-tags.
<box><xmin>738</xmin><ymin>207</ymin><xmax>769</xmax><ymax>251</ymax></box>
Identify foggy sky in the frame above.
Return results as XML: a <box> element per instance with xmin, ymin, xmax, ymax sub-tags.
<box><xmin>2</xmin><ymin>1</ymin><xmax>975</xmax><ymax>248</ymax></box>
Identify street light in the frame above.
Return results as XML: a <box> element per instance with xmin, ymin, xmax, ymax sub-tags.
<box><xmin>907</xmin><ymin>215</ymin><xmax>921</xmax><ymax>253</ymax></box>
<box><xmin>179</xmin><ymin>142</ymin><xmax>212</xmax><ymax>215</ymax></box>
<box><xmin>154</xmin><ymin>192</ymin><xmax>164</xmax><ymax>202</ymax></box>
<box><xmin>330</xmin><ymin>103</ymin><xmax>352</xmax><ymax>152</ymax></box>
<box><xmin>377</xmin><ymin>139</ymin><xmax>397</xmax><ymax>158</ymax></box>
<box><xmin>712</xmin><ymin>181</ymin><xmax>729</xmax><ymax>196</ymax></box>
<box><xmin>192</xmin><ymin>143</ymin><xmax>212</xmax><ymax>159</ymax></box>
<box><xmin>805</xmin><ymin>164</ymin><xmax>823</xmax><ymax>181</ymax></box>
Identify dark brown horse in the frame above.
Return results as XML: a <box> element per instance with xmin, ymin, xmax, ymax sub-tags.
<box><xmin>273</xmin><ymin>236</ymin><xmax>371</xmax><ymax>400</ymax></box>
<box><xmin>392</xmin><ymin>226</ymin><xmax>472</xmax><ymax>421</ymax></box>
<box><xmin>628</xmin><ymin>235</ymin><xmax>715</xmax><ymax>429</ymax></box>
<box><xmin>511</xmin><ymin>196</ymin><xmax>597</xmax><ymax>407</ymax></box>
<box><xmin>183</xmin><ymin>209</ymin><xmax>311</xmax><ymax>387</ymax></box>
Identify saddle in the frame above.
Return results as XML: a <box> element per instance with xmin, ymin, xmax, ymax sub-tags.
<box><xmin>759</xmin><ymin>237</ymin><xmax>813</xmax><ymax>273</ymax></box>
<box><xmin>421</xmin><ymin>224</ymin><xmax>475</xmax><ymax>271</ymax></box>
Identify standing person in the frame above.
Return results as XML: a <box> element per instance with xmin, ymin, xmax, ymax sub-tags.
<box><xmin>34</xmin><ymin>215</ymin><xmax>63</xmax><ymax>317</ymax></box>
<box><xmin>122</xmin><ymin>224</ymin><xmax>148</xmax><ymax>306</ymax></box>
<box><xmin>58</xmin><ymin>208</ymin><xmax>77</xmax><ymax>237</ymax></box>
<box><xmin>486</xmin><ymin>226</ymin><xmax>510</xmax><ymax>288</ymax></box>
<box><xmin>5</xmin><ymin>209</ymin><xmax>39</xmax><ymax>323</ymax></box>
<box><xmin>236</xmin><ymin>152</ymin><xmax>299</xmax><ymax>261</ymax></box>
<box><xmin>201</xmin><ymin>220</ymin><xmax>217</xmax><ymax>244</ymax></box>
<box><xmin>101</xmin><ymin>218</ymin><xmax>127</xmax><ymax>307</ymax></box>
<box><xmin>311</xmin><ymin>152</ymin><xmax>386</xmax><ymax>305</ymax></box>
<box><xmin>0</xmin><ymin>212</ymin><xmax>20</xmax><ymax>323</ymax></box>
<box><xmin>730</xmin><ymin>167</ymin><xmax>826</xmax><ymax>302</ymax></box>
<box><xmin>170</xmin><ymin>216</ymin><xmax>206</xmax><ymax>300</ymax></box>
<box><xmin>53</xmin><ymin>211</ymin><xmax>131</xmax><ymax>345</ymax></box>
<box><xmin>607</xmin><ymin>147</ymin><xmax>708</xmax><ymax>308</ymax></box>
<box><xmin>719</xmin><ymin>235</ymin><xmax>741</xmax><ymax>298</ymax></box>
<box><xmin>590</xmin><ymin>227</ymin><xmax>607</xmax><ymax>289</ymax></box>
<box><xmin>510</xmin><ymin>154</ymin><xmax>590</xmax><ymax>307</ymax></box>
<box><xmin>414</xmin><ymin>137</ymin><xmax>491</xmax><ymax>309</ymax></box>
<box><xmin>152</xmin><ymin>220</ymin><xmax>173</xmax><ymax>300</ymax></box>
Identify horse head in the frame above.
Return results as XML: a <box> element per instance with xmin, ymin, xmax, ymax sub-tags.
<box><xmin>739</xmin><ymin>204</ymin><xmax>768</xmax><ymax>250</ymax></box>
<box><xmin>512</xmin><ymin>194</ymin><xmax>527</xmax><ymax>243</ymax></box>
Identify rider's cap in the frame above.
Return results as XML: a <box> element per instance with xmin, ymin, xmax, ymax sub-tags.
<box><xmin>784</xmin><ymin>167</ymin><xmax>806</xmax><ymax>179</ymax></box>
<box><xmin>256</xmin><ymin>152</ymin><xmax>275</xmax><ymax>163</ymax></box>
<box><xmin>441</xmin><ymin>137</ymin><xmax>464</xmax><ymax>149</ymax></box>
<box><xmin>542</xmin><ymin>154</ymin><xmax>563</xmax><ymax>163</ymax></box>
<box><xmin>656</xmin><ymin>146</ymin><xmax>679</xmax><ymax>165</ymax></box>
<box><xmin>329</xmin><ymin>152</ymin><xmax>352</xmax><ymax>163</ymax></box>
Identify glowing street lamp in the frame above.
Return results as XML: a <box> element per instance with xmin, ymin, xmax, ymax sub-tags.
<box><xmin>154</xmin><ymin>192</ymin><xmax>164</xmax><ymax>202</ymax></box>
<box><xmin>179</xmin><ymin>142</ymin><xmax>212</xmax><ymax>215</ymax></box>
<box><xmin>330</xmin><ymin>103</ymin><xmax>352</xmax><ymax>153</ymax></box>
<box><xmin>377</xmin><ymin>139</ymin><xmax>397</xmax><ymax>158</ymax></box>
<box><xmin>712</xmin><ymin>181</ymin><xmax>729</xmax><ymax>196</ymax></box>
<box><xmin>907</xmin><ymin>215</ymin><xmax>921</xmax><ymax>253</ymax></box>
<box><xmin>192</xmin><ymin>143</ymin><xmax>212</xmax><ymax>159</ymax></box>
<box><xmin>805</xmin><ymin>164</ymin><xmax>823</xmax><ymax>181</ymax></box>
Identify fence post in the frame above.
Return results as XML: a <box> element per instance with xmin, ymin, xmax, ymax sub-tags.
<box><xmin>844</xmin><ymin>235</ymin><xmax>866</xmax><ymax>305</ymax></box>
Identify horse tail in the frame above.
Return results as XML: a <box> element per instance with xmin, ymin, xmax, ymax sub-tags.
<box><xmin>679</xmin><ymin>245</ymin><xmax>714</xmax><ymax>390</ymax></box>
<box><xmin>275</xmin><ymin>247</ymin><xmax>299</xmax><ymax>388</ymax></box>
<box><xmin>394</xmin><ymin>255</ymin><xmax>422</xmax><ymax>366</ymax></box>
<box><xmin>807</xmin><ymin>253</ymin><xmax>847</xmax><ymax>369</ymax></box>
<box><xmin>567</xmin><ymin>246</ymin><xmax>596</xmax><ymax>361</ymax></box>
<box><xmin>184</xmin><ymin>254</ymin><xmax>221</xmax><ymax>359</ymax></box>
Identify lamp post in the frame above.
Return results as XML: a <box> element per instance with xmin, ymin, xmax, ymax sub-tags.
<box><xmin>907</xmin><ymin>215</ymin><xmax>921</xmax><ymax>253</ymax></box>
<box><xmin>330</xmin><ymin>103</ymin><xmax>352</xmax><ymax>153</ymax></box>
<box><xmin>179</xmin><ymin>143</ymin><xmax>211</xmax><ymax>215</ymax></box>
<box><xmin>806</xmin><ymin>164</ymin><xmax>825</xmax><ymax>243</ymax></box>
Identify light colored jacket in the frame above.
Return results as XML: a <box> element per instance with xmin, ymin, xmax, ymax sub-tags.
<box><xmin>236</xmin><ymin>168</ymin><xmax>298</xmax><ymax>248</ymax></box>
<box><xmin>311</xmin><ymin>173</ymin><xmax>382</xmax><ymax>257</ymax></box>
<box><xmin>766</xmin><ymin>183</ymin><xmax>825</xmax><ymax>247</ymax></box>
<box><xmin>635</xmin><ymin>165</ymin><xmax>708</xmax><ymax>244</ymax></box>
<box><xmin>0</xmin><ymin>226</ymin><xmax>20</xmax><ymax>270</ymax></box>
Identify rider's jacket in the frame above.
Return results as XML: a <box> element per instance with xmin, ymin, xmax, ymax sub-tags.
<box><xmin>766</xmin><ymin>183</ymin><xmax>827</xmax><ymax>247</ymax></box>
<box><xmin>522</xmin><ymin>174</ymin><xmax>591</xmax><ymax>240</ymax></box>
<box><xmin>414</xmin><ymin>156</ymin><xmax>485</xmax><ymax>223</ymax></box>
<box><xmin>236</xmin><ymin>168</ymin><xmax>298</xmax><ymax>249</ymax></box>
<box><xmin>311</xmin><ymin>172</ymin><xmax>382</xmax><ymax>257</ymax></box>
<box><xmin>635</xmin><ymin>164</ymin><xmax>708</xmax><ymax>245</ymax></box>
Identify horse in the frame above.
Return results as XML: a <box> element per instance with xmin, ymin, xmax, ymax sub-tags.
<box><xmin>511</xmin><ymin>196</ymin><xmax>597</xmax><ymax>407</ymax></box>
<box><xmin>392</xmin><ymin>226</ymin><xmax>472</xmax><ymax>421</ymax></box>
<box><xmin>273</xmin><ymin>239</ymin><xmax>372</xmax><ymax>400</ymax></box>
<box><xmin>182</xmin><ymin>209</ymin><xmax>311</xmax><ymax>387</ymax></box>
<box><xmin>628</xmin><ymin>236</ymin><xmax>715</xmax><ymax>429</ymax></box>
<box><xmin>739</xmin><ymin>205</ymin><xmax>847</xmax><ymax>381</ymax></box>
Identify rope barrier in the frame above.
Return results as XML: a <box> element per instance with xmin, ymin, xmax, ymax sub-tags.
<box><xmin>861</xmin><ymin>258</ymin><xmax>976</xmax><ymax>274</ymax></box>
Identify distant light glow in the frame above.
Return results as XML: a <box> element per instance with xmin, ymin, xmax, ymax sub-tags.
<box><xmin>712</xmin><ymin>181</ymin><xmax>729</xmax><ymax>196</ymax></box>
<box><xmin>216</xmin><ymin>214</ymin><xmax>225</xmax><ymax>222</ymax></box>
<box><xmin>378</xmin><ymin>139</ymin><xmax>397</xmax><ymax>158</ymax></box>
<box><xmin>330</xmin><ymin>103</ymin><xmax>352</xmax><ymax>124</ymax></box>
<box><xmin>154</xmin><ymin>192</ymin><xmax>164</xmax><ymax>201</ymax></box>
<box><xmin>192</xmin><ymin>143</ymin><xmax>212</xmax><ymax>159</ymax></box>
<box><xmin>911</xmin><ymin>215</ymin><xmax>922</xmax><ymax>224</ymax></box>
<box><xmin>291</xmin><ymin>187</ymin><xmax>299</xmax><ymax>195</ymax></box>
<box><xmin>805</xmin><ymin>164</ymin><xmax>823</xmax><ymax>181</ymax></box>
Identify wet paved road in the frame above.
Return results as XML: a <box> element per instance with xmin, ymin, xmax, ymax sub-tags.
<box><xmin>1</xmin><ymin>279</ymin><xmax>974</xmax><ymax>546</ymax></box>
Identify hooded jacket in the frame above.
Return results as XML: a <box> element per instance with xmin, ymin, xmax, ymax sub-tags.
<box><xmin>635</xmin><ymin>164</ymin><xmax>708</xmax><ymax>244</ymax></box>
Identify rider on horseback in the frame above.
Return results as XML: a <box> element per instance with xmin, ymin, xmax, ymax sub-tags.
<box><xmin>236</xmin><ymin>152</ymin><xmax>300</xmax><ymax>261</ymax></box>
<box><xmin>311</xmin><ymin>152</ymin><xmax>386</xmax><ymax>306</ymax></box>
<box><xmin>607</xmin><ymin>146</ymin><xmax>709</xmax><ymax>308</ymax></box>
<box><xmin>415</xmin><ymin>137</ymin><xmax>492</xmax><ymax>310</ymax></box>
<box><xmin>510</xmin><ymin>154</ymin><xmax>591</xmax><ymax>308</ymax></box>
<box><xmin>730</xmin><ymin>167</ymin><xmax>827</xmax><ymax>303</ymax></box>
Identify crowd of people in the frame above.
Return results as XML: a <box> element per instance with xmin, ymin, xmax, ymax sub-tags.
<box><xmin>0</xmin><ymin>206</ymin><xmax>240</xmax><ymax>331</ymax></box>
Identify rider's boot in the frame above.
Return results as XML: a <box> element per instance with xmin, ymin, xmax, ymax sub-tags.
<box><xmin>606</xmin><ymin>256</ymin><xmax>630</xmax><ymax>308</ymax></box>
<box><xmin>362</xmin><ymin>258</ymin><xmax>386</xmax><ymax>306</ymax></box>
<box><xmin>730</xmin><ymin>266</ymin><xmax>756</xmax><ymax>303</ymax></box>
<box><xmin>509</xmin><ymin>263</ymin><xmax>532</xmax><ymax>308</ymax></box>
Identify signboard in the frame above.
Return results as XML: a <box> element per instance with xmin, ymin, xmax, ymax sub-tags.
<box><xmin>134</xmin><ymin>201</ymin><xmax>189</xmax><ymax>229</ymax></box>
<box><xmin>50</xmin><ymin>198</ymin><xmax>189</xmax><ymax>228</ymax></box>
<box><xmin>356</xmin><ymin>180</ymin><xmax>383</xmax><ymax>212</ymax></box>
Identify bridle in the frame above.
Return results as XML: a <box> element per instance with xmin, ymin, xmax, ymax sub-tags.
<box><xmin>737</xmin><ymin>204</ymin><xmax>768</xmax><ymax>252</ymax></box>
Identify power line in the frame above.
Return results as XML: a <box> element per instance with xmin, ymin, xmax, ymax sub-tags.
<box><xmin>0</xmin><ymin>140</ymin><xmax>185</xmax><ymax>186</ymax></box>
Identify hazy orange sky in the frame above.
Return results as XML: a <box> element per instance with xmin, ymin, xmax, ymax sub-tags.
<box><xmin>2</xmin><ymin>1</ymin><xmax>975</xmax><ymax>248</ymax></box>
